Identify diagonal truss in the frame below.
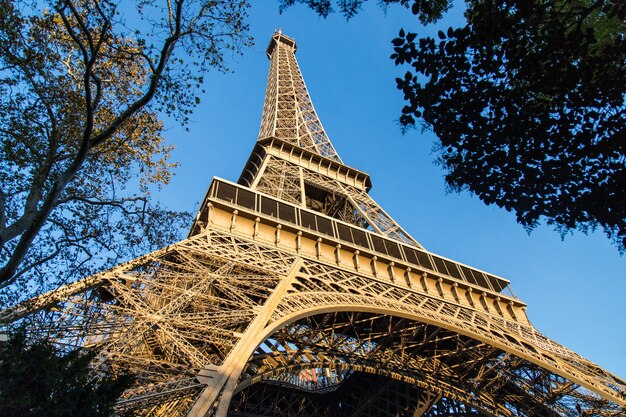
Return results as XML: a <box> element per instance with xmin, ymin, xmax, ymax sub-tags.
<box><xmin>258</xmin><ymin>32</ymin><xmax>341</xmax><ymax>162</ymax></box>
<box><xmin>2</xmin><ymin>227</ymin><xmax>624</xmax><ymax>416</ymax></box>
<box><xmin>1</xmin><ymin>31</ymin><xmax>625</xmax><ymax>417</ymax></box>
<box><xmin>244</xmin><ymin>154</ymin><xmax>420</xmax><ymax>246</ymax></box>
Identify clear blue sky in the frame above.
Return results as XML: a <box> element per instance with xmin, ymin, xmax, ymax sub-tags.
<box><xmin>155</xmin><ymin>3</ymin><xmax>626</xmax><ymax>379</ymax></box>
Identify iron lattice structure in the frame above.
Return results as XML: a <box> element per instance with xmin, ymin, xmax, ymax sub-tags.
<box><xmin>1</xmin><ymin>32</ymin><xmax>625</xmax><ymax>417</ymax></box>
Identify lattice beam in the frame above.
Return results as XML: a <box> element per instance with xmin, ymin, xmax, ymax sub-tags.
<box><xmin>1</xmin><ymin>31</ymin><xmax>624</xmax><ymax>417</ymax></box>
<box><xmin>258</xmin><ymin>33</ymin><xmax>341</xmax><ymax>162</ymax></box>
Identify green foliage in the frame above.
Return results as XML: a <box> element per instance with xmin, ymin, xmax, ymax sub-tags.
<box><xmin>393</xmin><ymin>0</ymin><xmax>626</xmax><ymax>251</ymax></box>
<box><xmin>0</xmin><ymin>0</ymin><xmax>252</xmax><ymax>305</ymax></box>
<box><xmin>278</xmin><ymin>0</ymin><xmax>452</xmax><ymax>24</ymax></box>
<box><xmin>0</xmin><ymin>331</ymin><xmax>133</xmax><ymax>417</ymax></box>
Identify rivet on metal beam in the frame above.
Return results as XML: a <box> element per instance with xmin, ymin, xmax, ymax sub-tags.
<box><xmin>452</xmin><ymin>282</ymin><xmax>459</xmax><ymax>302</ymax></box>
<box><xmin>420</xmin><ymin>274</ymin><xmax>429</xmax><ymax>293</ymax></box>
<box><xmin>405</xmin><ymin>267</ymin><xmax>412</xmax><ymax>287</ymax></box>
<box><xmin>495</xmin><ymin>296</ymin><xmax>504</xmax><ymax>315</ymax></box>
<box><xmin>253</xmin><ymin>217</ymin><xmax>260</xmax><ymax>238</ymax></box>
<box><xmin>508</xmin><ymin>300</ymin><xmax>517</xmax><ymax>320</ymax></box>
<box><xmin>466</xmin><ymin>287</ymin><xmax>474</xmax><ymax>306</ymax></box>
<box><xmin>207</xmin><ymin>202</ymin><xmax>213</xmax><ymax>225</ymax></box>
<box><xmin>437</xmin><ymin>277</ymin><xmax>445</xmax><ymax>298</ymax></box>
<box><xmin>481</xmin><ymin>291</ymin><xmax>490</xmax><ymax>312</ymax></box>
<box><xmin>230</xmin><ymin>210</ymin><xmax>238</xmax><ymax>231</ymax></box>
<box><xmin>296</xmin><ymin>231</ymin><xmax>302</xmax><ymax>252</ymax></box>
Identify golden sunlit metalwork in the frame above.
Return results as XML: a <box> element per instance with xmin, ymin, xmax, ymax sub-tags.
<box><xmin>1</xmin><ymin>32</ymin><xmax>624</xmax><ymax>417</ymax></box>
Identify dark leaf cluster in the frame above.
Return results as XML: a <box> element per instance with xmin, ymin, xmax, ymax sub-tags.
<box><xmin>279</xmin><ymin>0</ymin><xmax>452</xmax><ymax>23</ymax></box>
<box><xmin>392</xmin><ymin>0</ymin><xmax>626</xmax><ymax>251</ymax></box>
<box><xmin>286</xmin><ymin>0</ymin><xmax>626</xmax><ymax>252</ymax></box>
<box><xmin>0</xmin><ymin>331</ymin><xmax>133</xmax><ymax>417</ymax></box>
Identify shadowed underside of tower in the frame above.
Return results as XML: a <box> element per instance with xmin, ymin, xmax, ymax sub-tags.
<box><xmin>1</xmin><ymin>32</ymin><xmax>624</xmax><ymax>417</ymax></box>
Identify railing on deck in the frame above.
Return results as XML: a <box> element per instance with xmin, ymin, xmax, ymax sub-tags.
<box><xmin>205</xmin><ymin>178</ymin><xmax>514</xmax><ymax>298</ymax></box>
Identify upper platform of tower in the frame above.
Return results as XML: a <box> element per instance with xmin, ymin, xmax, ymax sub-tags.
<box><xmin>266</xmin><ymin>31</ymin><xmax>296</xmax><ymax>58</ymax></box>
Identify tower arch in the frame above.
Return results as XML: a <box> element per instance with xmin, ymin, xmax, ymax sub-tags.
<box><xmin>0</xmin><ymin>31</ymin><xmax>623</xmax><ymax>417</ymax></box>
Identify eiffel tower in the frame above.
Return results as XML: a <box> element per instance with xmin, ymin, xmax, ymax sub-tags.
<box><xmin>1</xmin><ymin>31</ymin><xmax>624</xmax><ymax>417</ymax></box>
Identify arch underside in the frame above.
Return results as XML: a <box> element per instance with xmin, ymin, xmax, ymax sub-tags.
<box><xmin>1</xmin><ymin>232</ymin><xmax>623</xmax><ymax>417</ymax></box>
<box><xmin>230</xmin><ymin>311</ymin><xmax>621</xmax><ymax>417</ymax></box>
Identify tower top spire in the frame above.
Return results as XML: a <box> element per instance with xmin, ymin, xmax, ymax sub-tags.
<box><xmin>266</xmin><ymin>31</ymin><xmax>297</xmax><ymax>58</ymax></box>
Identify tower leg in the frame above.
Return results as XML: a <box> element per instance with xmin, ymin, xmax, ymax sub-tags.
<box><xmin>187</xmin><ymin>259</ymin><xmax>303</xmax><ymax>417</ymax></box>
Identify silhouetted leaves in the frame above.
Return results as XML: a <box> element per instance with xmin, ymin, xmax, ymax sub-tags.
<box><xmin>279</xmin><ymin>0</ymin><xmax>452</xmax><ymax>24</ymax></box>
<box><xmin>393</xmin><ymin>0</ymin><xmax>626</xmax><ymax>251</ymax></box>
<box><xmin>0</xmin><ymin>332</ymin><xmax>133</xmax><ymax>417</ymax></box>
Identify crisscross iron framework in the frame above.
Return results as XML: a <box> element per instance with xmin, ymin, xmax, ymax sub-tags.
<box><xmin>1</xmin><ymin>31</ymin><xmax>624</xmax><ymax>417</ymax></box>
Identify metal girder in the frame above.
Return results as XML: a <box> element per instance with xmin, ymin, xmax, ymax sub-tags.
<box><xmin>1</xmin><ymin>31</ymin><xmax>625</xmax><ymax>417</ymax></box>
<box><xmin>250</xmin><ymin>153</ymin><xmax>420</xmax><ymax>247</ymax></box>
<box><xmin>3</xmin><ymin>229</ymin><xmax>622</xmax><ymax>416</ymax></box>
<box><xmin>258</xmin><ymin>33</ymin><xmax>341</xmax><ymax>162</ymax></box>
